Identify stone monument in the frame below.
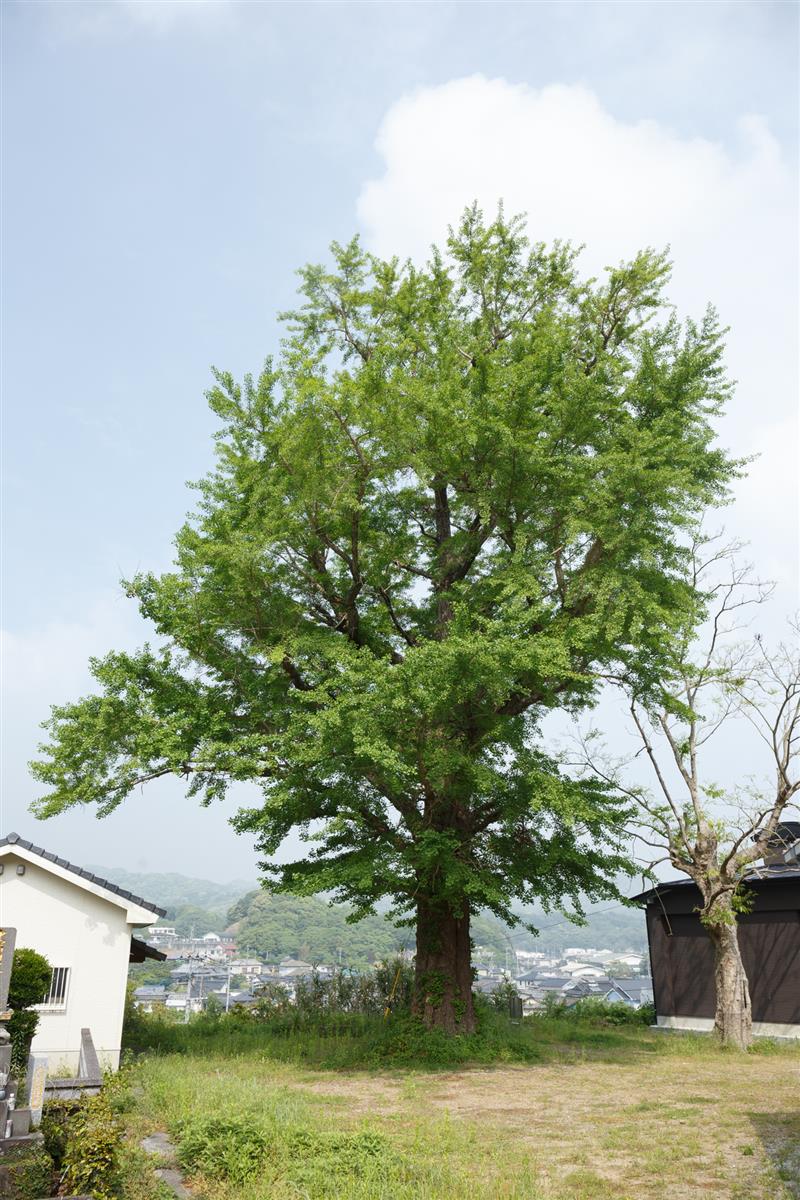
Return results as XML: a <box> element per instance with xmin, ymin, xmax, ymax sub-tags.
<box><xmin>0</xmin><ymin>926</ymin><xmax>51</xmax><ymax>1195</ymax></box>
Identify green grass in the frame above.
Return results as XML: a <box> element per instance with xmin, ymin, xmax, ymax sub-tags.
<box><xmin>124</xmin><ymin>1004</ymin><xmax>663</xmax><ymax>1070</ymax></box>
<box><xmin>113</xmin><ymin>1011</ymin><xmax>800</xmax><ymax>1200</ymax></box>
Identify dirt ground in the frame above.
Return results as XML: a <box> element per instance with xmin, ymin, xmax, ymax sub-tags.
<box><xmin>301</xmin><ymin>1055</ymin><xmax>800</xmax><ymax>1199</ymax></box>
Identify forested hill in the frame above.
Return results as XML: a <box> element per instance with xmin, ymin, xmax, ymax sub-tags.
<box><xmin>228</xmin><ymin>891</ymin><xmax>409</xmax><ymax>963</ymax></box>
<box><xmin>230</xmin><ymin>891</ymin><xmax>525</xmax><ymax>963</ymax></box>
<box><xmin>98</xmin><ymin>863</ymin><xmax>646</xmax><ymax>961</ymax></box>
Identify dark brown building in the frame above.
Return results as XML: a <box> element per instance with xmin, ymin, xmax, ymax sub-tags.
<box><xmin>635</xmin><ymin>869</ymin><xmax>800</xmax><ymax>1038</ymax></box>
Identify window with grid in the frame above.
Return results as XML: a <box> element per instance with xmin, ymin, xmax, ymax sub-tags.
<box><xmin>39</xmin><ymin>967</ymin><xmax>70</xmax><ymax>1010</ymax></box>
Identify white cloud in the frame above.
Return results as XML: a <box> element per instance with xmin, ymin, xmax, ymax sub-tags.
<box><xmin>357</xmin><ymin>76</ymin><xmax>798</xmax><ymax>596</ymax></box>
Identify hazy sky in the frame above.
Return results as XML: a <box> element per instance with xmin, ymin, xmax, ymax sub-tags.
<box><xmin>2</xmin><ymin>1</ymin><xmax>797</xmax><ymax>882</ymax></box>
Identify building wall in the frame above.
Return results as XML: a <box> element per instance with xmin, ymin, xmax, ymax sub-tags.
<box><xmin>645</xmin><ymin>879</ymin><xmax>800</xmax><ymax>1034</ymax></box>
<box><xmin>0</xmin><ymin>854</ymin><xmax>132</xmax><ymax>1072</ymax></box>
<box><xmin>656</xmin><ymin>1015</ymin><xmax>800</xmax><ymax>1039</ymax></box>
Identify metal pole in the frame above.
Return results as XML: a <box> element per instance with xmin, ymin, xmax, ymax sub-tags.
<box><xmin>184</xmin><ymin>965</ymin><xmax>192</xmax><ymax>1024</ymax></box>
<box><xmin>225</xmin><ymin>959</ymin><xmax>231</xmax><ymax>1013</ymax></box>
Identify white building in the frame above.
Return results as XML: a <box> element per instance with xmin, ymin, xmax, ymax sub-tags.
<box><xmin>230</xmin><ymin>957</ymin><xmax>264</xmax><ymax>978</ymax></box>
<box><xmin>0</xmin><ymin>832</ymin><xmax>164</xmax><ymax>1073</ymax></box>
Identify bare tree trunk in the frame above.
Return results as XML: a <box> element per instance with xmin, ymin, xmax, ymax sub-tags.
<box><xmin>707</xmin><ymin>920</ymin><xmax>752</xmax><ymax>1050</ymax></box>
<box><xmin>412</xmin><ymin>900</ymin><xmax>476</xmax><ymax>1033</ymax></box>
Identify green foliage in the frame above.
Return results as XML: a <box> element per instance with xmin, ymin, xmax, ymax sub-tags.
<box><xmin>176</xmin><ymin>1115</ymin><xmax>272</xmax><ymax>1183</ymax></box>
<box><xmin>9</xmin><ymin>946</ymin><xmax>52</xmax><ymax>1009</ymax></box>
<box><xmin>604</xmin><ymin>959</ymin><xmax>639</xmax><ymax>978</ymax></box>
<box><xmin>251</xmin><ymin>979</ymin><xmax>295</xmax><ymax>1018</ymax></box>
<box><xmin>43</xmin><ymin>1092</ymin><xmax>124</xmax><ymax>1200</ymax></box>
<box><xmin>0</xmin><ymin>1141</ymin><xmax>53</xmax><ymax>1199</ymax></box>
<box><xmin>160</xmin><ymin>902</ymin><xmax>226</xmax><ymax>936</ymax></box>
<box><xmin>176</xmin><ymin>1111</ymin><xmax>393</xmax><ymax>1190</ymax></box>
<box><xmin>8</xmin><ymin>1009</ymin><xmax>39</xmax><ymax>1078</ymax></box>
<box><xmin>127</xmin><ymin>960</ymin><xmax>174</xmax><ymax>987</ymax></box>
<box><xmin>489</xmin><ymin>977</ymin><xmax>520</xmax><ymax>1010</ymax></box>
<box><xmin>40</xmin><ymin>1102</ymin><xmax>75</xmax><ymax>1175</ymax></box>
<box><xmin>731</xmin><ymin>884</ymin><xmax>756</xmax><ymax>916</ymax></box>
<box><xmin>230</xmin><ymin>888</ymin><xmax>408</xmax><ymax>964</ymax></box>
<box><xmin>125</xmin><ymin>1000</ymin><xmax>603</xmax><ymax>1069</ymax></box>
<box><xmin>291</xmin><ymin>960</ymin><xmax>415</xmax><ymax>1018</ymax></box>
<box><xmin>8</xmin><ymin>947</ymin><xmax>52</xmax><ymax>1075</ymax></box>
<box><xmin>61</xmin><ymin>1091</ymin><xmax>124</xmax><ymax>1200</ymax></box>
<box><xmin>511</xmin><ymin>901</ymin><xmax>647</xmax><ymax>953</ymax></box>
<box><xmin>539</xmin><ymin>996</ymin><xmax>656</xmax><ymax>1026</ymax></box>
<box><xmin>31</xmin><ymin>206</ymin><xmax>736</xmax><ymax>1018</ymax></box>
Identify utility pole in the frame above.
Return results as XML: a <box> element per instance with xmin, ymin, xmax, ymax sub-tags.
<box><xmin>184</xmin><ymin>964</ymin><xmax>192</xmax><ymax>1024</ymax></box>
<box><xmin>225</xmin><ymin>958</ymin><xmax>232</xmax><ymax>1013</ymax></box>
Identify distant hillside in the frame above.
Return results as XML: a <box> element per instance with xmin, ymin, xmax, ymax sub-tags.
<box><xmin>510</xmin><ymin>902</ymin><xmax>647</xmax><ymax>954</ymax></box>
<box><xmin>228</xmin><ymin>890</ymin><xmax>511</xmax><ymax>965</ymax></box>
<box><xmin>228</xmin><ymin>890</ymin><xmax>408</xmax><ymax>964</ymax></box>
<box><xmin>96</xmin><ymin>864</ymin><xmax>646</xmax><ymax>958</ymax></box>
<box><xmin>87</xmin><ymin>866</ymin><xmax>255</xmax><ymax>916</ymax></box>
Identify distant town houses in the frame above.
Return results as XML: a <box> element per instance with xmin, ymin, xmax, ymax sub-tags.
<box><xmin>132</xmin><ymin>926</ymin><xmax>652</xmax><ymax>1017</ymax></box>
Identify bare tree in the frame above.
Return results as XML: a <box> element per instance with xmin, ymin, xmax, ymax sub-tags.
<box><xmin>578</xmin><ymin>537</ymin><xmax>800</xmax><ymax>1050</ymax></box>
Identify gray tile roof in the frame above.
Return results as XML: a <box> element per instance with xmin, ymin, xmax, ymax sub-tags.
<box><xmin>632</xmin><ymin>867</ymin><xmax>800</xmax><ymax>904</ymax></box>
<box><xmin>0</xmin><ymin>831</ymin><xmax>166</xmax><ymax>917</ymax></box>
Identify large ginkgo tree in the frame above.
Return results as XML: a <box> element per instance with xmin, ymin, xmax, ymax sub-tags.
<box><xmin>32</xmin><ymin>208</ymin><xmax>737</xmax><ymax>1032</ymax></box>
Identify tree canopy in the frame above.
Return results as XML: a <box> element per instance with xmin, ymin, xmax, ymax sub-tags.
<box><xmin>31</xmin><ymin>206</ymin><xmax>738</xmax><ymax>1029</ymax></box>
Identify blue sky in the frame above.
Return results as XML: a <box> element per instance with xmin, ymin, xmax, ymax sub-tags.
<box><xmin>2</xmin><ymin>1</ymin><xmax>797</xmax><ymax>881</ymax></box>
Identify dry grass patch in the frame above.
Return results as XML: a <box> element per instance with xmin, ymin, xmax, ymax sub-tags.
<box><xmin>121</xmin><ymin>1023</ymin><xmax>799</xmax><ymax>1200</ymax></box>
<box><xmin>297</xmin><ymin>1051</ymin><xmax>799</xmax><ymax>1199</ymax></box>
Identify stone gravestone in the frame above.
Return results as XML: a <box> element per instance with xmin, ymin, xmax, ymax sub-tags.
<box><xmin>0</xmin><ymin>928</ymin><xmax>15</xmax><ymax>1026</ymax></box>
<box><xmin>0</xmin><ymin>926</ymin><xmax>47</xmax><ymax>1158</ymax></box>
<box><xmin>25</xmin><ymin>1056</ymin><xmax>48</xmax><ymax>1129</ymax></box>
<box><xmin>0</xmin><ymin>927</ymin><xmax>17</xmax><ymax>1138</ymax></box>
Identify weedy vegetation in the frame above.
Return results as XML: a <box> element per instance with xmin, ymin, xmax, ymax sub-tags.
<box><xmin>99</xmin><ymin>1004</ymin><xmax>800</xmax><ymax>1200</ymax></box>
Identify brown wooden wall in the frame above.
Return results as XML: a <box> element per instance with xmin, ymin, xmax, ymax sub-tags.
<box><xmin>645</xmin><ymin>884</ymin><xmax>800</xmax><ymax>1025</ymax></box>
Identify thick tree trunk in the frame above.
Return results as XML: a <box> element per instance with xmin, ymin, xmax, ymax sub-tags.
<box><xmin>707</xmin><ymin>921</ymin><xmax>752</xmax><ymax>1050</ymax></box>
<box><xmin>412</xmin><ymin>901</ymin><xmax>476</xmax><ymax>1034</ymax></box>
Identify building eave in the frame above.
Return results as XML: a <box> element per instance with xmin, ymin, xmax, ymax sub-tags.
<box><xmin>0</xmin><ymin>833</ymin><xmax>166</xmax><ymax>922</ymax></box>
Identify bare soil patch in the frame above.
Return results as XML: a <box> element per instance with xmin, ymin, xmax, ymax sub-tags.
<box><xmin>301</xmin><ymin>1054</ymin><xmax>800</xmax><ymax>1199</ymax></box>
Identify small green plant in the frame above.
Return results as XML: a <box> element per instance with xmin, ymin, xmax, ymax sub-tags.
<box><xmin>489</xmin><ymin>978</ymin><xmax>520</xmax><ymax>1011</ymax></box>
<box><xmin>59</xmin><ymin>1091</ymin><xmax>124</xmax><ymax>1200</ymax></box>
<box><xmin>175</xmin><ymin>1113</ymin><xmax>395</xmax><ymax>1190</ymax></box>
<box><xmin>556</xmin><ymin>997</ymin><xmax>655</xmax><ymax>1026</ymax></box>
<box><xmin>176</xmin><ymin>1115</ymin><xmax>272</xmax><ymax>1183</ymax></box>
<box><xmin>541</xmin><ymin>991</ymin><xmax>568</xmax><ymax>1019</ymax></box>
<box><xmin>0</xmin><ymin>1142</ymin><xmax>53</xmax><ymax>1198</ymax></box>
<box><xmin>287</xmin><ymin>1127</ymin><xmax>393</xmax><ymax>1181</ymax></box>
<box><xmin>7</xmin><ymin>947</ymin><xmax>52</xmax><ymax>1075</ymax></box>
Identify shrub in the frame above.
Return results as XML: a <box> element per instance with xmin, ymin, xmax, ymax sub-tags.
<box><xmin>560</xmin><ymin>998</ymin><xmax>654</xmax><ymax>1026</ymax></box>
<box><xmin>0</xmin><ymin>1141</ymin><xmax>53</xmax><ymax>1198</ymax></box>
<box><xmin>251</xmin><ymin>979</ymin><xmax>293</xmax><ymax>1018</ymax></box>
<box><xmin>59</xmin><ymin>1091</ymin><xmax>124</xmax><ymax>1200</ymax></box>
<box><xmin>489</xmin><ymin>978</ymin><xmax>520</xmax><ymax>1011</ymax></box>
<box><xmin>174</xmin><ymin>1114</ymin><xmax>393</xmax><ymax>1188</ymax></box>
<box><xmin>7</xmin><ymin>947</ymin><xmax>52</xmax><ymax>1075</ymax></box>
<box><xmin>288</xmin><ymin>957</ymin><xmax>414</xmax><ymax>1019</ymax></box>
<box><xmin>540</xmin><ymin>992</ymin><xmax>568</xmax><ymax>1018</ymax></box>
<box><xmin>176</xmin><ymin>1115</ymin><xmax>272</xmax><ymax>1183</ymax></box>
